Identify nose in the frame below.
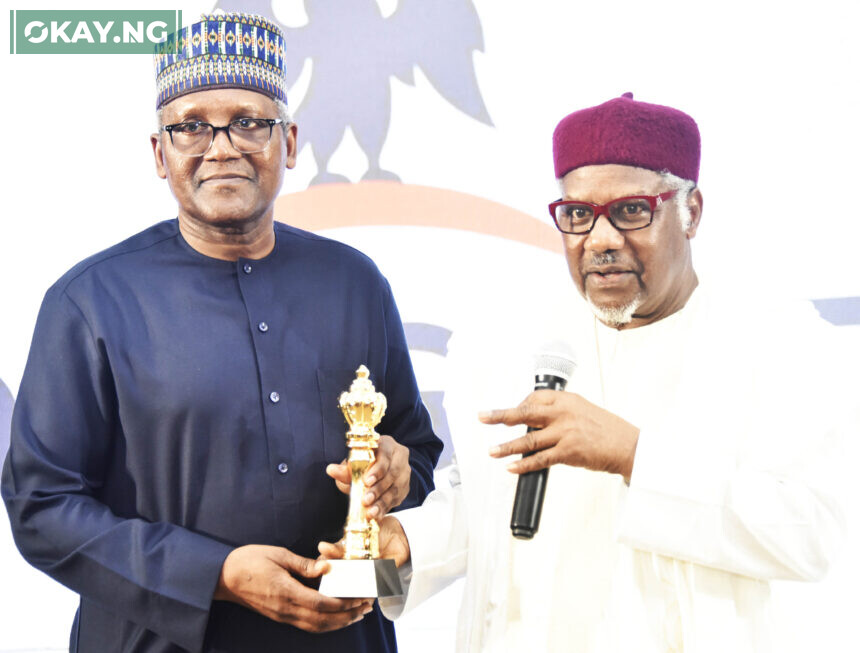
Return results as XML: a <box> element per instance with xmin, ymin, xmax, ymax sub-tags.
<box><xmin>205</xmin><ymin>127</ymin><xmax>241</xmax><ymax>161</ymax></box>
<box><xmin>584</xmin><ymin>214</ymin><xmax>625</xmax><ymax>252</ymax></box>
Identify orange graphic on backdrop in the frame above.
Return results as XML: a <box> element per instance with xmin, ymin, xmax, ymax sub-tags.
<box><xmin>275</xmin><ymin>181</ymin><xmax>563</xmax><ymax>254</ymax></box>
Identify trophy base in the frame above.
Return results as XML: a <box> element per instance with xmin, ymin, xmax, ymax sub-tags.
<box><xmin>318</xmin><ymin>558</ymin><xmax>403</xmax><ymax>598</ymax></box>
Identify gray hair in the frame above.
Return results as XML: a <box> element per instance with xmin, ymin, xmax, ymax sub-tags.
<box><xmin>657</xmin><ymin>170</ymin><xmax>697</xmax><ymax>230</ymax></box>
<box><xmin>155</xmin><ymin>97</ymin><xmax>293</xmax><ymax>133</ymax></box>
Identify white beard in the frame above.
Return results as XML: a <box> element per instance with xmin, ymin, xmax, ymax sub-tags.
<box><xmin>587</xmin><ymin>291</ymin><xmax>644</xmax><ymax>328</ymax></box>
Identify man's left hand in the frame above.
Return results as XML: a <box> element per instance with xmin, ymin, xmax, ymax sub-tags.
<box><xmin>481</xmin><ymin>390</ymin><xmax>640</xmax><ymax>482</ymax></box>
<box><xmin>318</xmin><ymin>515</ymin><xmax>411</xmax><ymax>568</ymax></box>
<box><xmin>326</xmin><ymin>435</ymin><xmax>411</xmax><ymax>518</ymax></box>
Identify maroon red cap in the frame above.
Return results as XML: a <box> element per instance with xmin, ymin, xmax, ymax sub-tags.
<box><xmin>552</xmin><ymin>92</ymin><xmax>701</xmax><ymax>182</ymax></box>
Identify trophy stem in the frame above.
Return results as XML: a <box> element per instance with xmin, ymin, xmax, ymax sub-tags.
<box><xmin>319</xmin><ymin>364</ymin><xmax>400</xmax><ymax>597</ymax></box>
<box><xmin>343</xmin><ymin>446</ymin><xmax>379</xmax><ymax>560</ymax></box>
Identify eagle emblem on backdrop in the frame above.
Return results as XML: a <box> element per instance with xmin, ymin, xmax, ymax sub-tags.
<box><xmin>215</xmin><ymin>0</ymin><xmax>493</xmax><ymax>185</ymax></box>
<box><xmin>211</xmin><ymin>1</ymin><xmax>557</xmax><ymax>470</ymax></box>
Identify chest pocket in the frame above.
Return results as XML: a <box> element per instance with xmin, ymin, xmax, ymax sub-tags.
<box><xmin>316</xmin><ymin>368</ymin><xmax>358</xmax><ymax>461</ymax></box>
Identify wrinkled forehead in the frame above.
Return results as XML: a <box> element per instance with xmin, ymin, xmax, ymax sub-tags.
<box><xmin>560</xmin><ymin>164</ymin><xmax>666</xmax><ymax>202</ymax></box>
<box><xmin>160</xmin><ymin>87</ymin><xmax>279</xmax><ymax>123</ymax></box>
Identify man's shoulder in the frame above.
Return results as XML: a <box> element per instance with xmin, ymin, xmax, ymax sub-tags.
<box><xmin>53</xmin><ymin>220</ymin><xmax>179</xmax><ymax>294</ymax></box>
<box><xmin>690</xmin><ymin>279</ymin><xmax>829</xmax><ymax>336</ymax></box>
<box><xmin>274</xmin><ymin>221</ymin><xmax>385</xmax><ymax>280</ymax></box>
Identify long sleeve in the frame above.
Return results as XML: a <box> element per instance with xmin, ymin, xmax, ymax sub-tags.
<box><xmin>379</xmin><ymin>465</ymin><xmax>468</xmax><ymax>619</ymax></box>
<box><xmin>616</xmin><ymin>300</ymin><xmax>848</xmax><ymax>582</ymax></box>
<box><xmin>3</xmin><ymin>220</ymin><xmax>437</xmax><ymax>652</ymax></box>
<box><xmin>379</xmin><ymin>280</ymin><xmax>443</xmax><ymax>510</ymax></box>
<box><xmin>620</xmin><ymin>426</ymin><xmax>845</xmax><ymax>581</ymax></box>
<box><xmin>1</xmin><ymin>287</ymin><xmax>232</xmax><ymax>653</ymax></box>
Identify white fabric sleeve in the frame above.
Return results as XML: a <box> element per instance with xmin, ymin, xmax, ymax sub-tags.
<box><xmin>379</xmin><ymin>466</ymin><xmax>469</xmax><ymax>619</ymax></box>
<box><xmin>618</xmin><ymin>423</ymin><xmax>845</xmax><ymax>581</ymax></box>
<box><xmin>617</xmin><ymin>307</ymin><xmax>851</xmax><ymax>583</ymax></box>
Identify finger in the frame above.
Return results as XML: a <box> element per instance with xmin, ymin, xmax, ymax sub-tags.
<box><xmin>273</xmin><ymin>548</ymin><xmax>329</xmax><ymax>579</ymax></box>
<box><xmin>529</xmin><ymin>389</ymin><xmax>563</xmax><ymax>404</ymax></box>
<box><xmin>505</xmin><ymin>448</ymin><xmax>556</xmax><ymax>474</ymax></box>
<box><xmin>478</xmin><ymin>401</ymin><xmax>548</xmax><ymax>428</ymax></box>
<box><xmin>317</xmin><ymin>540</ymin><xmax>345</xmax><ymax>560</ymax></box>
<box><xmin>367</xmin><ymin>485</ymin><xmax>401</xmax><ymax>519</ymax></box>
<box><xmin>334</xmin><ymin>480</ymin><xmax>350</xmax><ymax>495</ymax></box>
<box><xmin>489</xmin><ymin>427</ymin><xmax>559</xmax><ymax>458</ymax></box>
<box><xmin>326</xmin><ymin>463</ymin><xmax>351</xmax><ymax>495</ymax></box>
<box><xmin>284</xmin><ymin>577</ymin><xmax>369</xmax><ymax>613</ymax></box>
<box><xmin>326</xmin><ymin>462</ymin><xmax>351</xmax><ymax>484</ymax></box>
<box><xmin>363</xmin><ymin>468</ymin><xmax>395</xmax><ymax>507</ymax></box>
<box><xmin>281</xmin><ymin>601</ymin><xmax>374</xmax><ymax>631</ymax></box>
<box><xmin>364</xmin><ymin>442</ymin><xmax>392</xmax><ymax>487</ymax></box>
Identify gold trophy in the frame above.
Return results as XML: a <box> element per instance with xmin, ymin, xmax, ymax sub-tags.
<box><xmin>318</xmin><ymin>365</ymin><xmax>403</xmax><ymax>598</ymax></box>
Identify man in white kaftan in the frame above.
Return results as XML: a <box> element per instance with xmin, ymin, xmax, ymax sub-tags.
<box><xmin>321</xmin><ymin>94</ymin><xmax>851</xmax><ymax>652</ymax></box>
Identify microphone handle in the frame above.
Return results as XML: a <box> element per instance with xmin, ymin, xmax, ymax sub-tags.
<box><xmin>510</xmin><ymin>373</ymin><xmax>568</xmax><ymax>540</ymax></box>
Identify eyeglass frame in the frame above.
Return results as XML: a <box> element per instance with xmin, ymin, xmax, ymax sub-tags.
<box><xmin>161</xmin><ymin>118</ymin><xmax>285</xmax><ymax>157</ymax></box>
<box><xmin>548</xmin><ymin>190</ymin><xmax>678</xmax><ymax>234</ymax></box>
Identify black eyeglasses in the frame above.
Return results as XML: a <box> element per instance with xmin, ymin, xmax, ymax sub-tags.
<box><xmin>548</xmin><ymin>191</ymin><xmax>677</xmax><ymax>234</ymax></box>
<box><xmin>162</xmin><ymin>118</ymin><xmax>284</xmax><ymax>157</ymax></box>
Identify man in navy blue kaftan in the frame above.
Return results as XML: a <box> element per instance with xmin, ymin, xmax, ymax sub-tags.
<box><xmin>1</xmin><ymin>11</ymin><xmax>441</xmax><ymax>653</ymax></box>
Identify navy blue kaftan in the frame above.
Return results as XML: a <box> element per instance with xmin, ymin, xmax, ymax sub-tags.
<box><xmin>2</xmin><ymin>219</ymin><xmax>441</xmax><ymax>652</ymax></box>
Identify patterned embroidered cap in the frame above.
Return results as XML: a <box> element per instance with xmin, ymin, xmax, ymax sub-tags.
<box><xmin>154</xmin><ymin>12</ymin><xmax>287</xmax><ymax>109</ymax></box>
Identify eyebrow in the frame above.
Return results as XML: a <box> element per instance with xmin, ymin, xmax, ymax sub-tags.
<box><xmin>564</xmin><ymin>190</ymin><xmax>650</xmax><ymax>201</ymax></box>
<box><xmin>170</xmin><ymin>104</ymin><xmax>268</xmax><ymax>123</ymax></box>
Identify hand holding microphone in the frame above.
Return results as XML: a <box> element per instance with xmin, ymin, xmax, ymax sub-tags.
<box><xmin>479</xmin><ymin>343</ymin><xmax>641</xmax><ymax>539</ymax></box>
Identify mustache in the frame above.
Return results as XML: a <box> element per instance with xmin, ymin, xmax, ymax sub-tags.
<box><xmin>590</xmin><ymin>253</ymin><xmax>618</xmax><ymax>267</ymax></box>
<box><xmin>581</xmin><ymin>253</ymin><xmax>642</xmax><ymax>273</ymax></box>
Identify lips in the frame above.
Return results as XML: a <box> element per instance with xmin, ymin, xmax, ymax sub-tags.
<box><xmin>202</xmin><ymin>175</ymin><xmax>249</xmax><ymax>182</ymax></box>
<box><xmin>199</xmin><ymin>171</ymin><xmax>253</xmax><ymax>184</ymax></box>
<box><xmin>584</xmin><ymin>265</ymin><xmax>633</xmax><ymax>275</ymax></box>
<box><xmin>584</xmin><ymin>267</ymin><xmax>638</xmax><ymax>288</ymax></box>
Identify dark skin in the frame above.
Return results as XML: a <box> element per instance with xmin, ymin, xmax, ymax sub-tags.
<box><xmin>561</xmin><ymin>164</ymin><xmax>702</xmax><ymax>331</ymax></box>
<box><xmin>150</xmin><ymin>87</ymin><xmax>411</xmax><ymax>630</ymax></box>
<box><xmin>150</xmin><ymin>87</ymin><xmax>296</xmax><ymax>261</ymax></box>
<box><xmin>215</xmin><ymin>546</ymin><xmax>372</xmax><ymax>632</ymax></box>
<box><xmin>483</xmin><ymin>164</ymin><xmax>704</xmax><ymax>481</ymax></box>
<box><xmin>322</xmin><ymin>164</ymin><xmax>705</xmax><ymax>566</ymax></box>
<box><xmin>318</xmin><ymin>516</ymin><xmax>411</xmax><ymax>569</ymax></box>
<box><xmin>325</xmin><ymin>435</ymin><xmax>412</xmax><ymax>519</ymax></box>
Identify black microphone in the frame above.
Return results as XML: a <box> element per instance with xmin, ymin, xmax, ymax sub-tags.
<box><xmin>510</xmin><ymin>343</ymin><xmax>577</xmax><ymax>540</ymax></box>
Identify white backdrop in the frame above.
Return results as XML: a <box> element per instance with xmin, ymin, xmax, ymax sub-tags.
<box><xmin>1</xmin><ymin>0</ymin><xmax>858</xmax><ymax>651</ymax></box>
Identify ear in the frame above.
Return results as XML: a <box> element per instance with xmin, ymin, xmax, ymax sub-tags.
<box><xmin>684</xmin><ymin>187</ymin><xmax>703</xmax><ymax>239</ymax></box>
<box><xmin>150</xmin><ymin>132</ymin><xmax>167</xmax><ymax>180</ymax></box>
<box><xmin>285</xmin><ymin>123</ymin><xmax>298</xmax><ymax>169</ymax></box>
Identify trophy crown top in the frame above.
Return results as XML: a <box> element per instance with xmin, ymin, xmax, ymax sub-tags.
<box><xmin>342</xmin><ymin>365</ymin><xmax>379</xmax><ymax>400</ymax></box>
<box><xmin>339</xmin><ymin>365</ymin><xmax>387</xmax><ymax>431</ymax></box>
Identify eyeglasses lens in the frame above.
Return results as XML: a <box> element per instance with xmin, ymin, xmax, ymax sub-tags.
<box><xmin>170</xmin><ymin>120</ymin><xmax>273</xmax><ymax>156</ymax></box>
<box><xmin>555</xmin><ymin>198</ymin><xmax>654</xmax><ymax>233</ymax></box>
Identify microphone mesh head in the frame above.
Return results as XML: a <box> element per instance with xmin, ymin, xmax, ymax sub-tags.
<box><xmin>534</xmin><ymin>341</ymin><xmax>577</xmax><ymax>381</ymax></box>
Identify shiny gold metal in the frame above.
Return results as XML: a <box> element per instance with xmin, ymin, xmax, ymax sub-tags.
<box><xmin>319</xmin><ymin>366</ymin><xmax>401</xmax><ymax>597</ymax></box>
<box><xmin>339</xmin><ymin>365</ymin><xmax>387</xmax><ymax>560</ymax></box>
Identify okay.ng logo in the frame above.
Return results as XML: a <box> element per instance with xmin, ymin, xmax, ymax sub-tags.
<box><xmin>10</xmin><ymin>10</ymin><xmax>182</xmax><ymax>54</ymax></box>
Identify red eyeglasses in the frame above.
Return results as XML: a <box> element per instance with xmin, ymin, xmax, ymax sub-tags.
<box><xmin>548</xmin><ymin>190</ymin><xmax>677</xmax><ymax>234</ymax></box>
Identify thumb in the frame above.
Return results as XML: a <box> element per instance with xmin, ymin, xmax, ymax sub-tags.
<box><xmin>326</xmin><ymin>461</ymin><xmax>351</xmax><ymax>482</ymax></box>
<box><xmin>318</xmin><ymin>540</ymin><xmax>346</xmax><ymax>561</ymax></box>
<box><xmin>326</xmin><ymin>462</ymin><xmax>351</xmax><ymax>494</ymax></box>
<box><xmin>272</xmin><ymin>547</ymin><xmax>328</xmax><ymax>579</ymax></box>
